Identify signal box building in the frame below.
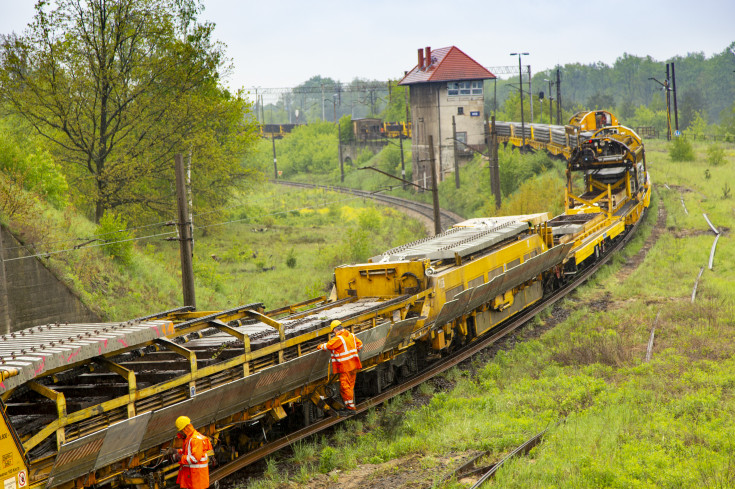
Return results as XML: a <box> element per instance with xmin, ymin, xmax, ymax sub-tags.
<box><xmin>399</xmin><ymin>46</ymin><xmax>495</xmax><ymax>185</ymax></box>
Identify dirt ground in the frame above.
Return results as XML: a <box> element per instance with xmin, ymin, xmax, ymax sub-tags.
<box><xmin>271</xmin><ymin>452</ymin><xmax>480</xmax><ymax>489</ymax></box>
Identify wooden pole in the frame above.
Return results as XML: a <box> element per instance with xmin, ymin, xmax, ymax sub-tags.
<box><xmin>452</xmin><ymin>116</ymin><xmax>460</xmax><ymax>189</ymax></box>
<box><xmin>338</xmin><ymin>122</ymin><xmax>344</xmax><ymax>183</ymax></box>
<box><xmin>492</xmin><ymin>116</ymin><xmax>501</xmax><ymax>209</ymax></box>
<box><xmin>399</xmin><ymin>132</ymin><xmax>406</xmax><ymax>190</ymax></box>
<box><xmin>175</xmin><ymin>154</ymin><xmax>196</xmax><ymax>308</ymax></box>
<box><xmin>428</xmin><ymin>135</ymin><xmax>441</xmax><ymax>235</ymax></box>
<box><xmin>0</xmin><ymin>228</ymin><xmax>11</xmax><ymax>333</ymax></box>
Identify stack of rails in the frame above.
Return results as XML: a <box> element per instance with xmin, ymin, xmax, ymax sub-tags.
<box><xmin>494</xmin><ymin>110</ymin><xmax>623</xmax><ymax>159</ymax></box>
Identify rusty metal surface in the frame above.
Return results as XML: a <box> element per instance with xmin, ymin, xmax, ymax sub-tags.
<box><xmin>139</xmin><ymin>399</ymin><xmax>194</xmax><ymax>452</ymax></box>
<box><xmin>212</xmin><ymin>374</ymin><xmax>263</xmax><ymax>421</ymax></box>
<box><xmin>433</xmin><ymin>288</ymin><xmax>472</xmax><ymax>330</ymax></box>
<box><xmin>189</xmin><ymin>387</ymin><xmax>226</xmax><ymax>428</ymax></box>
<box><xmin>47</xmin><ymin>431</ymin><xmax>106</xmax><ymax>488</ymax></box>
<box><xmin>94</xmin><ymin>412</ymin><xmax>151</xmax><ymax>470</ymax></box>
<box><xmin>382</xmin><ymin>319</ymin><xmax>418</xmax><ymax>352</ymax></box>
<box><xmin>357</xmin><ymin>323</ymin><xmax>391</xmax><ymax>361</ymax></box>
<box><xmin>277</xmin><ymin>352</ymin><xmax>329</xmax><ymax>395</ymax></box>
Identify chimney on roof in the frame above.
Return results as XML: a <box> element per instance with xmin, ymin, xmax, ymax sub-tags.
<box><xmin>425</xmin><ymin>46</ymin><xmax>432</xmax><ymax>68</ymax></box>
<box><xmin>417</xmin><ymin>48</ymin><xmax>424</xmax><ymax>71</ymax></box>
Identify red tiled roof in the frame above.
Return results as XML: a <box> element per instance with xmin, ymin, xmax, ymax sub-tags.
<box><xmin>398</xmin><ymin>46</ymin><xmax>496</xmax><ymax>85</ymax></box>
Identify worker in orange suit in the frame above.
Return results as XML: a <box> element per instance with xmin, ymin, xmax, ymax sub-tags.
<box><xmin>171</xmin><ymin>416</ymin><xmax>213</xmax><ymax>489</ymax></box>
<box><xmin>318</xmin><ymin>320</ymin><xmax>363</xmax><ymax>414</ymax></box>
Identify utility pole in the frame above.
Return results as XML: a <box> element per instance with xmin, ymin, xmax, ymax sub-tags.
<box><xmin>272</xmin><ymin>135</ymin><xmax>278</xmax><ymax>179</ymax></box>
<box><xmin>254</xmin><ymin>88</ymin><xmax>258</xmax><ymax>123</ymax></box>
<box><xmin>321</xmin><ymin>83</ymin><xmax>325</xmax><ymax>121</ymax></box>
<box><xmin>452</xmin><ymin>116</ymin><xmax>460</xmax><ymax>189</ymax></box>
<box><xmin>175</xmin><ymin>154</ymin><xmax>196</xmax><ymax>309</ymax></box>
<box><xmin>0</xmin><ymin>228</ymin><xmax>11</xmax><ymax>333</ymax></box>
<box><xmin>556</xmin><ymin>68</ymin><xmax>562</xmax><ymax>125</ymax></box>
<box><xmin>671</xmin><ymin>62</ymin><xmax>679</xmax><ymax>133</ymax></box>
<box><xmin>338</xmin><ymin>122</ymin><xmax>344</xmax><ymax>182</ymax></box>
<box><xmin>527</xmin><ymin>65</ymin><xmax>533</xmax><ymax>123</ymax></box>
<box><xmin>399</xmin><ymin>132</ymin><xmax>407</xmax><ymax>190</ymax></box>
<box><xmin>511</xmin><ymin>52</ymin><xmax>529</xmax><ymax>149</ymax></box>
<box><xmin>483</xmin><ymin>116</ymin><xmax>501</xmax><ymax>209</ymax></box>
<box><xmin>490</xmin><ymin>116</ymin><xmax>501</xmax><ymax>209</ymax></box>
<box><xmin>666</xmin><ymin>64</ymin><xmax>672</xmax><ymax>140</ymax></box>
<box><xmin>404</xmin><ymin>85</ymin><xmax>410</xmax><ymax>126</ymax></box>
<box><xmin>650</xmin><ymin>72</ymin><xmax>672</xmax><ymax>140</ymax></box>
<box><xmin>544</xmin><ymin>79</ymin><xmax>554</xmax><ymax>125</ymax></box>
<box><xmin>428</xmin><ymin>135</ymin><xmax>442</xmax><ymax>235</ymax></box>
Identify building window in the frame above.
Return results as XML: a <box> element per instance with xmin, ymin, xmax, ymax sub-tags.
<box><xmin>456</xmin><ymin>132</ymin><xmax>467</xmax><ymax>144</ymax></box>
<box><xmin>457</xmin><ymin>107</ymin><xmax>464</xmax><ymax>115</ymax></box>
<box><xmin>447</xmin><ymin>81</ymin><xmax>483</xmax><ymax>96</ymax></box>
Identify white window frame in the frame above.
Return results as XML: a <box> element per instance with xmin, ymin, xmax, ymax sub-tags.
<box><xmin>447</xmin><ymin>80</ymin><xmax>483</xmax><ymax>97</ymax></box>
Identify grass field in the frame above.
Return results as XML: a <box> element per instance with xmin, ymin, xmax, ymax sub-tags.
<box><xmin>240</xmin><ymin>138</ymin><xmax>735</xmax><ymax>488</ymax></box>
<box><xmin>12</xmin><ymin>182</ymin><xmax>426</xmax><ymax>320</ymax></box>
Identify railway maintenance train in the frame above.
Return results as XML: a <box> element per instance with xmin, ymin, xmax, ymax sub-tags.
<box><xmin>0</xmin><ymin>111</ymin><xmax>649</xmax><ymax>489</ymax></box>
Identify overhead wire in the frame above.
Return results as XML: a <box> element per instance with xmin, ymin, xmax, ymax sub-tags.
<box><xmin>2</xmin><ymin>188</ymin><xmax>372</xmax><ymax>263</ymax></box>
<box><xmin>0</xmin><ymin>188</ymin><xmax>289</xmax><ymax>253</ymax></box>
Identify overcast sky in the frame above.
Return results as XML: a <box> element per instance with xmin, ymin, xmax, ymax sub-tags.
<box><xmin>2</xmin><ymin>0</ymin><xmax>734</xmax><ymax>96</ymax></box>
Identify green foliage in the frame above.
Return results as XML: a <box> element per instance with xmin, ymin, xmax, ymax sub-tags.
<box><xmin>285</xmin><ymin>248</ymin><xmax>297</xmax><ymax>268</ymax></box>
<box><xmin>669</xmin><ymin>137</ymin><xmax>695</xmax><ymax>161</ymax></box>
<box><xmin>380</xmin><ymin>80</ymin><xmax>410</xmax><ymax>123</ymax></box>
<box><xmin>277</xmin><ymin>121</ymin><xmax>338</xmax><ymax>176</ymax></box>
<box><xmin>0</xmin><ymin>0</ymin><xmax>258</xmax><ymax>223</ymax></box>
<box><xmin>498</xmin><ymin>146</ymin><xmax>556</xmax><ymax>197</ymax></box>
<box><xmin>0</xmin><ymin>116</ymin><xmax>68</xmax><ymax>208</ymax></box>
<box><xmin>626</xmin><ymin>104</ymin><xmax>668</xmax><ymax>136</ymax></box>
<box><xmin>706</xmin><ymin>143</ymin><xmax>726</xmax><ymax>166</ymax></box>
<box><xmin>318</xmin><ymin>446</ymin><xmax>336</xmax><ymax>473</ymax></box>
<box><xmin>338</xmin><ymin>114</ymin><xmax>354</xmax><ymax>142</ymax></box>
<box><xmin>94</xmin><ymin>213</ymin><xmax>134</xmax><ymax>265</ymax></box>
<box><xmin>686</xmin><ymin>110</ymin><xmax>709</xmax><ymax>139</ymax></box>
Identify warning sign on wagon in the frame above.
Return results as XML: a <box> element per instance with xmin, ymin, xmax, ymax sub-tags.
<box><xmin>17</xmin><ymin>471</ymin><xmax>26</xmax><ymax>488</ymax></box>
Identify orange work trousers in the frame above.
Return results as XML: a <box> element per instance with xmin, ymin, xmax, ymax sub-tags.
<box><xmin>339</xmin><ymin>370</ymin><xmax>358</xmax><ymax>410</ymax></box>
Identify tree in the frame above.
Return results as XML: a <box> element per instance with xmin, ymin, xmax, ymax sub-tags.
<box><xmin>679</xmin><ymin>87</ymin><xmax>706</xmax><ymax>130</ymax></box>
<box><xmin>586</xmin><ymin>92</ymin><xmax>615</xmax><ymax>110</ymax></box>
<box><xmin>380</xmin><ymin>80</ymin><xmax>409</xmax><ymax>123</ymax></box>
<box><xmin>0</xmin><ymin>0</ymin><xmax>256</xmax><ymax>223</ymax></box>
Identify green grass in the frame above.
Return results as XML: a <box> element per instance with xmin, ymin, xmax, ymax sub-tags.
<box><xmin>8</xmin><ymin>181</ymin><xmax>426</xmax><ymax>319</ymax></box>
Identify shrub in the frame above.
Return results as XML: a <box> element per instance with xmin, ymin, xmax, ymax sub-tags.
<box><xmin>706</xmin><ymin>144</ymin><xmax>725</xmax><ymax>166</ymax></box>
<box><xmin>286</xmin><ymin>248</ymin><xmax>297</xmax><ymax>268</ymax></box>
<box><xmin>669</xmin><ymin>137</ymin><xmax>695</xmax><ymax>162</ymax></box>
<box><xmin>94</xmin><ymin>213</ymin><xmax>134</xmax><ymax>265</ymax></box>
<box><xmin>318</xmin><ymin>446</ymin><xmax>336</xmax><ymax>473</ymax></box>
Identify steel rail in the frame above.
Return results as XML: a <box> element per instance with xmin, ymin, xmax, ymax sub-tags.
<box><xmin>210</xmin><ymin>209</ymin><xmax>647</xmax><ymax>484</ymax></box>
<box><xmin>273</xmin><ymin>180</ymin><xmax>465</xmax><ymax>229</ymax></box>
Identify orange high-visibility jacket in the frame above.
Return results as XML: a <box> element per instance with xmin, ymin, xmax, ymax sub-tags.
<box><xmin>318</xmin><ymin>329</ymin><xmax>363</xmax><ymax>373</ymax></box>
<box><xmin>176</xmin><ymin>430</ymin><xmax>212</xmax><ymax>489</ymax></box>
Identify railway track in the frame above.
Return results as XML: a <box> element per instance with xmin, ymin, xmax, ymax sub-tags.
<box><xmin>0</xmin><ymin>115</ymin><xmax>649</xmax><ymax>489</ymax></box>
<box><xmin>273</xmin><ymin>180</ymin><xmax>465</xmax><ymax>231</ymax></box>
<box><xmin>211</xmin><ymin>205</ymin><xmax>648</xmax><ymax>485</ymax></box>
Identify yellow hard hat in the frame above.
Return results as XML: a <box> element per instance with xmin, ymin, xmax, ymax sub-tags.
<box><xmin>175</xmin><ymin>416</ymin><xmax>191</xmax><ymax>431</ymax></box>
<box><xmin>330</xmin><ymin>320</ymin><xmax>342</xmax><ymax>330</ymax></box>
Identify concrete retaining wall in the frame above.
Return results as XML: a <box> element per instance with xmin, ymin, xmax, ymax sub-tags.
<box><xmin>0</xmin><ymin>225</ymin><xmax>99</xmax><ymax>334</ymax></box>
